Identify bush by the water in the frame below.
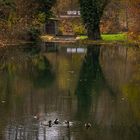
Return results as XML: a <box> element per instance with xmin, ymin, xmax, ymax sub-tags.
<box><xmin>27</xmin><ymin>27</ymin><xmax>41</xmax><ymax>41</ymax></box>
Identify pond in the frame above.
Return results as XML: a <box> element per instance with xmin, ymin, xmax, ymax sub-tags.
<box><xmin>0</xmin><ymin>43</ymin><xmax>140</xmax><ymax>140</ymax></box>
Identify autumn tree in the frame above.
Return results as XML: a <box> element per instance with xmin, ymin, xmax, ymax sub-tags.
<box><xmin>128</xmin><ymin>0</ymin><xmax>140</xmax><ymax>38</ymax></box>
<box><xmin>79</xmin><ymin>0</ymin><xmax>110</xmax><ymax>40</ymax></box>
<box><xmin>0</xmin><ymin>0</ymin><xmax>56</xmax><ymax>42</ymax></box>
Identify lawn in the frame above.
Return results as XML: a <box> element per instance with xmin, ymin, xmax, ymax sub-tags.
<box><xmin>79</xmin><ymin>33</ymin><xmax>127</xmax><ymax>41</ymax></box>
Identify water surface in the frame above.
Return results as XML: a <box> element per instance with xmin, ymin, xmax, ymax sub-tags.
<box><xmin>0</xmin><ymin>43</ymin><xmax>140</xmax><ymax>140</ymax></box>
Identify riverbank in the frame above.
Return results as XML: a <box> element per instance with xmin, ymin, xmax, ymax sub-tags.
<box><xmin>0</xmin><ymin>40</ymin><xmax>39</xmax><ymax>48</ymax></box>
<box><xmin>78</xmin><ymin>33</ymin><xmax>127</xmax><ymax>41</ymax></box>
<box><xmin>41</xmin><ymin>34</ymin><xmax>140</xmax><ymax>47</ymax></box>
<box><xmin>1</xmin><ymin>34</ymin><xmax>139</xmax><ymax>47</ymax></box>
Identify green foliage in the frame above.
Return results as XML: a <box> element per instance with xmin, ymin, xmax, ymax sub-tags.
<box><xmin>73</xmin><ymin>24</ymin><xmax>86</xmax><ymax>35</ymax></box>
<box><xmin>27</xmin><ymin>27</ymin><xmax>41</xmax><ymax>41</ymax></box>
<box><xmin>36</xmin><ymin>12</ymin><xmax>46</xmax><ymax>24</ymax></box>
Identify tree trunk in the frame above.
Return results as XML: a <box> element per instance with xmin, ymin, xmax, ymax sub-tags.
<box><xmin>79</xmin><ymin>0</ymin><xmax>110</xmax><ymax>40</ymax></box>
<box><xmin>87</xmin><ymin>24</ymin><xmax>102</xmax><ymax>40</ymax></box>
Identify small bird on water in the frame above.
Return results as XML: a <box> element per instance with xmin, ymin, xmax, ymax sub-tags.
<box><xmin>65</xmin><ymin>121</ymin><xmax>70</xmax><ymax>128</ymax></box>
<box><xmin>34</xmin><ymin>116</ymin><xmax>37</xmax><ymax>119</ymax></box>
<box><xmin>54</xmin><ymin>119</ymin><xmax>60</xmax><ymax>124</ymax></box>
<box><xmin>48</xmin><ymin>120</ymin><xmax>52</xmax><ymax>127</ymax></box>
<box><xmin>33</xmin><ymin>115</ymin><xmax>39</xmax><ymax>120</ymax></box>
<box><xmin>85</xmin><ymin>123</ymin><xmax>91</xmax><ymax>129</ymax></box>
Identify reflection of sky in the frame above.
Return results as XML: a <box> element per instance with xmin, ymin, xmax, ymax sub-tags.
<box><xmin>4</xmin><ymin>112</ymin><xmax>76</xmax><ymax>140</ymax></box>
<box><xmin>5</xmin><ymin>123</ymin><xmax>73</xmax><ymax>140</ymax></box>
<box><xmin>38</xmin><ymin>127</ymin><xmax>63</xmax><ymax>140</ymax></box>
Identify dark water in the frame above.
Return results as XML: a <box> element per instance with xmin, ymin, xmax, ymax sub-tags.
<box><xmin>0</xmin><ymin>43</ymin><xmax>140</xmax><ymax>140</ymax></box>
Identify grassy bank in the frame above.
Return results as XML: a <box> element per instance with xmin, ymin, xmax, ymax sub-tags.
<box><xmin>40</xmin><ymin>33</ymin><xmax>140</xmax><ymax>46</ymax></box>
<box><xmin>79</xmin><ymin>33</ymin><xmax>127</xmax><ymax>41</ymax></box>
<box><xmin>77</xmin><ymin>33</ymin><xmax>140</xmax><ymax>46</ymax></box>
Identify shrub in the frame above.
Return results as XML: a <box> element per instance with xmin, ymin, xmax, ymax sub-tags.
<box><xmin>73</xmin><ymin>24</ymin><xmax>86</xmax><ymax>35</ymax></box>
<box><xmin>27</xmin><ymin>27</ymin><xmax>41</xmax><ymax>41</ymax></box>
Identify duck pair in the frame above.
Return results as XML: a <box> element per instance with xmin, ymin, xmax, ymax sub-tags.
<box><xmin>48</xmin><ymin>119</ymin><xmax>60</xmax><ymax>127</ymax></box>
<box><xmin>48</xmin><ymin>119</ymin><xmax>70</xmax><ymax>128</ymax></box>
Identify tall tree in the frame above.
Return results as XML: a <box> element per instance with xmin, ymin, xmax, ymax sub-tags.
<box><xmin>79</xmin><ymin>0</ymin><xmax>110</xmax><ymax>40</ymax></box>
<box><xmin>128</xmin><ymin>0</ymin><xmax>140</xmax><ymax>36</ymax></box>
<box><xmin>0</xmin><ymin>0</ymin><xmax>56</xmax><ymax>42</ymax></box>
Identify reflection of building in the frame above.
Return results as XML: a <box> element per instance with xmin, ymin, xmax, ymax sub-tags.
<box><xmin>67</xmin><ymin>48</ymin><xmax>87</xmax><ymax>53</ymax></box>
<box><xmin>41</xmin><ymin>42</ymin><xmax>58</xmax><ymax>52</ymax></box>
<box><xmin>42</xmin><ymin>43</ymin><xmax>87</xmax><ymax>54</ymax></box>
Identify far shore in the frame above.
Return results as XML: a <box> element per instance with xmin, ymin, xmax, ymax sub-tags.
<box><xmin>0</xmin><ymin>33</ymin><xmax>140</xmax><ymax>47</ymax></box>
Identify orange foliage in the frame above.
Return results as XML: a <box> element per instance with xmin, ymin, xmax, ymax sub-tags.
<box><xmin>128</xmin><ymin>0</ymin><xmax>140</xmax><ymax>35</ymax></box>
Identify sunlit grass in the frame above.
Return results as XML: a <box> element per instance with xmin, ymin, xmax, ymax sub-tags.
<box><xmin>102</xmin><ymin>33</ymin><xmax>127</xmax><ymax>41</ymax></box>
<box><xmin>79</xmin><ymin>36</ymin><xmax>88</xmax><ymax>40</ymax></box>
<box><xmin>79</xmin><ymin>33</ymin><xmax>127</xmax><ymax>41</ymax></box>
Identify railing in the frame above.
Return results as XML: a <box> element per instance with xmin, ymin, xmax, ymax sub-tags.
<box><xmin>59</xmin><ymin>10</ymin><xmax>81</xmax><ymax>18</ymax></box>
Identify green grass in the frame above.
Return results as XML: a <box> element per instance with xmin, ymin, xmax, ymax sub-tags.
<box><xmin>79</xmin><ymin>33</ymin><xmax>127</xmax><ymax>41</ymax></box>
<box><xmin>102</xmin><ymin>33</ymin><xmax>127</xmax><ymax>41</ymax></box>
<box><xmin>79</xmin><ymin>36</ymin><xmax>88</xmax><ymax>40</ymax></box>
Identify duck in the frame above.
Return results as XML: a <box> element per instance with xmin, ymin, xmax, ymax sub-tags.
<box><xmin>64</xmin><ymin>121</ymin><xmax>70</xmax><ymax>128</ymax></box>
<box><xmin>85</xmin><ymin>123</ymin><xmax>91</xmax><ymax>129</ymax></box>
<box><xmin>54</xmin><ymin>119</ymin><xmax>60</xmax><ymax>124</ymax></box>
<box><xmin>33</xmin><ymin>114</ymin><xmax>39</xmax><ymax>120</ymax></box>
<box><xmin>48</xmin><ymin>120</ymin><xmax>52</xmax><ymax>127</ymax></box>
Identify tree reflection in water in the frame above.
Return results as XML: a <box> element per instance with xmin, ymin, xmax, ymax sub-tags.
<box><xmin>0</xmin><ymin>47</ymin><xmax>55</xmax><ymax>140</ymax></box>
<box><xmin>0</xmin><ymin>44</ymin><xmax>140</xmax><ymax>140</ymax></box>
<box><xmin>75</xmin><ymin>45</ymin><xmax>115</xmax><ymax>122</ymax></box>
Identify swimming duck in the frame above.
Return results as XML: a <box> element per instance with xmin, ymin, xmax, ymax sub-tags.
<box><xmin>54</xmin><ymin>119</ymin><xmax>60</xmax><ymax>124</ymax></box>
<box><xmin>33</xmin><ymin>114</ymin><xmax>39</xmax><ymax>120</ymax></box>
<box><xmin>48</xmin><ymin>120</ymin><xmax>52</xmax><ymax>127</ymax></box>
<box><xmin>85</xmin><ymin>123</ymin><xmax>91</xmax><ymax>129</ymax></box>
<box><xmin>65</xmin><ymin>121</ymin><xmax>70</xmax><ymax>128</ymax></box>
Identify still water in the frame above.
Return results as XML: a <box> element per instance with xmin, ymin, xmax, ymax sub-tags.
<box><xmin>0</xmin><ymin>43</ymin><xmax>140</xmax><ymax>140</ymax></box>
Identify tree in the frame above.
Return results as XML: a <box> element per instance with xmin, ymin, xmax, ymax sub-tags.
<box><xmin>0</xmin><ymin>0</ymin><xmax>15</xmax><ymax>20</ymax></box>
<box><xmin>0</xmin><ymin>0</ymin><xmax>56</xmax><ymax>42</ymax></box>
<box><xmin>128</xmin><ymin>0</ymin><xmax>140</xmax><ymax>37</ymax></box>
<box><xmin>79</xmin><ymin>0</ymin><xmax>110</xmax><ymax>40</ymax></box>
